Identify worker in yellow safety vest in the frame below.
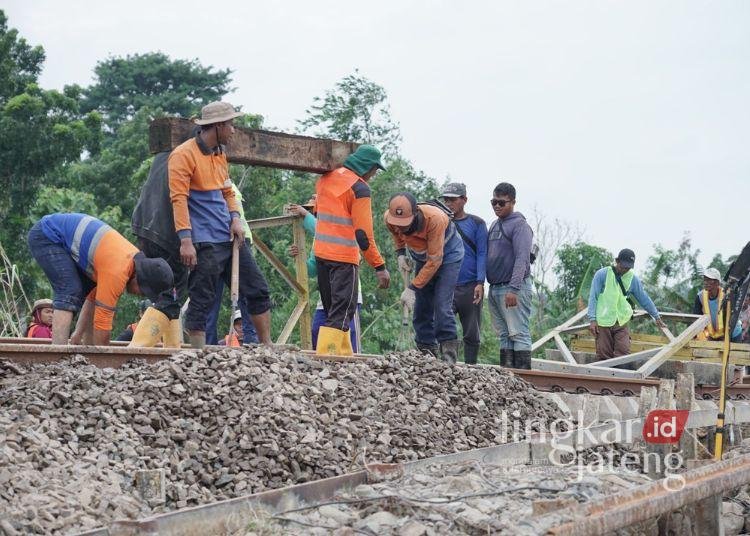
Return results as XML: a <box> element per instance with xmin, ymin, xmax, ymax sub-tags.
<box><xmin>588</xmin><ymin>248</ymin><xmax>666</xmax><ymax>359</ymax></box>
<box><xmin>693</xmin><ymin>267</ymin><xmax>742</xmax><ymax>342</ymax></box>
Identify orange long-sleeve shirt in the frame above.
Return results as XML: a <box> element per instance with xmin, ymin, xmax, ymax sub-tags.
<box><xmin>168</xmin><ymin>136</ymin><xmax>239</xmax><ymax>239</ymax></box>
<box><xmin>385</xmin><ymin>204</ymin><xmax>453</xmax><ymax>289</ymax></box>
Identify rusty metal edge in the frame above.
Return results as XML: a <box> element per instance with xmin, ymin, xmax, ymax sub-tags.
<box><xmin>538</xmin><ymin>452</ymin><xmax>750</xmax><ymax>535</ymax></box>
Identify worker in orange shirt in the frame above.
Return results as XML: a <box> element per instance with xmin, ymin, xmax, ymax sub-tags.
<box><xmin>384</xmin><ymin>193</ymin><xmax>465</xmax><ymax>363</ymax></box>
<box><xmin>27</xmin><ymin>213</ymin><xmax>174</xmax><ymax>345</ymax></box>
<box><xmin>169</xmin><ymin>101</ymin><xmax>272</xmax><ymax>348</ymax></box>
<box><xmin>313</xmin><ymin>144</ymin><xmax>391</xmax><ymax>355</ymax></box>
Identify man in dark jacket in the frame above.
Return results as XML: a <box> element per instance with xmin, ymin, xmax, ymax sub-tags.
<box><xmin>486</xmin><ymin>182</ymin><xmax>534</xmax><ymax>369</ymax></box>
<box><xmin>440</xmin><ymin>182</ymin><xmax>487</xmax><ymax>364</ymax></box>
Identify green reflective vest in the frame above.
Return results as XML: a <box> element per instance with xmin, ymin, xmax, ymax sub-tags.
<box><xmin>595</xmin><ymin>267</ymin><xmax>634</xmax><ymax>327</ymax></box>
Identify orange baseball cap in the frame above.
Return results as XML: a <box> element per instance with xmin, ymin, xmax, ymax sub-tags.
<box><xmin>385</xmin><ymin>193</ymin><xmax>417</xmax><ymax>226</ymax></box>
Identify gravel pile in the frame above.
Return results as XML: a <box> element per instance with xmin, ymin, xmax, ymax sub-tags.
<box><xmin>0</xmin><ymin>347</ymin><xmax>562</xmax><ymax>534</ymax></box>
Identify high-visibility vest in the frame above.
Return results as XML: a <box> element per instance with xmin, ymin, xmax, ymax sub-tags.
<box><xmin>224</xmin><ymin>333</ymin><xmax>240</xmax><ymax>347</ymax></box>
<box><xmin>595</xmin><ymin>267</ymin><xmax>634</xmax><ymax>328</ymax></box>
<box><xmin>699</xmin><ymin>289</ymin><xmax>725</xmax><ymax>340</ymax></box>
<box><xmin>313</xmin><ymin>167</ymin><xmax>362</xmax><ymax>265</ymax></box>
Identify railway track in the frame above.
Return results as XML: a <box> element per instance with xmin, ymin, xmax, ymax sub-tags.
<box><xmin>2</xmin><ymin>338</ymin><xmax>748</xmax><ymax>400</ymax></box>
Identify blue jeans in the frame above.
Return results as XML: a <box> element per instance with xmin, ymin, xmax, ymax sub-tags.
<box><xmin>27</xmin><ymin>223</ymin><xmax>95</xmax><ymax>312</ymax></box>
<box><xmin>312</xmin><ymin>305</ymin><xmax>360</xmax><ymax>352</ymax></box>
<box><xmin>488</xmin><ymin>278</ymin><xmax>533</xmax><ymax>351</ymax></box>
<box><xmin>205</xmin><ymin>278</ymin><xmax>259</xmax><ymax>345</ymax></box>
<box><xmin>413</xmin><ymin>260</ymin><xmax>461</xmax><ymax>345</ymax></box>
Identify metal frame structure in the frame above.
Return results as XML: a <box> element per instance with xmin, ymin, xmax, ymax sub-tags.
<box><xmin>529</xmin><ymin>310</ymin><xmax>737</xmax><ymax>379</ymax></box>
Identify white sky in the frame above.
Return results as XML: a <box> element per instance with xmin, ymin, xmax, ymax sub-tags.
<box><xmin>5</xmin><ymin>0</ymin><xmax>749</xmax><ymax>269</ymax></box>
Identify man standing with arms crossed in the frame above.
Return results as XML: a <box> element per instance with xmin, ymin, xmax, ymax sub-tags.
<box><xmin>313</xmin><ymin>144</ymin><xmax>391</xmax><ymax>355</ymax></box>
<box><xmin>440</xmin><ymin>182</ymin><xmax>487</xmax><ymax>364</ymax></box>
<box><xmin>169</xmin><ymin>101</ymin><xmax>272</xmax><ymax>348</ymax></box>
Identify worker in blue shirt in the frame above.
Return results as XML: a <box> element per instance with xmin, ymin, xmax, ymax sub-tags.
<box><xmin>440</xmin><ymin>183</ymin><xmax>488</xmax><ymax>364</ymax></box>
<box><xmin>588</xmin><ymin>248</ymin><xmax>666</xmax><ymax>358</ymax></box>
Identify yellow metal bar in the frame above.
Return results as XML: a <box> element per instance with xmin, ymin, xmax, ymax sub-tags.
<box><xmin>715</xmin><ymin>298</ymin><xmax>733</xmax><ymax>460</ymax></box>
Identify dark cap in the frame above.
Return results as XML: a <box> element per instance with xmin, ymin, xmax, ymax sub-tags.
<box><xmin>385</xmin><ymin>192</ymin><xmax>417</xmax><ymax>226</ymax></box>
<box><xmin>133</xmin><ymin>254</ymin><xmax>174</xmax><ymax>301</ymax></box>
<box><xmin>616</xmin><ymin>248</ymin><xmax>636</xmax><ymax>269</ymax></box>
<box><xmin>440</xmin><ymin>182</ymin><xmax>466</xmax><ymax>198</ymax></box>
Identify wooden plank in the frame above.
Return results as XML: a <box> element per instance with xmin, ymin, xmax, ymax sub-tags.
<box><xmin>291</xmin><ymin>217</ymin><xmax>312</xmax><ymax>350</ymax></box>
<box><xmin>149</xmin><ymin>117</ymin><xmax>358</xmax><ymax>173</ymax></box>
<box><xmin>252</xmin><ymin>236</ymin><xmax>304</xmax><ymax>295</ymax></box>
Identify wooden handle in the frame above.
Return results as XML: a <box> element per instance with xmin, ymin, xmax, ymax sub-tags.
<box><xmin>230</xmin><ymin>238</ymin><xmax>240</xmax><ymax>305</ymax></box>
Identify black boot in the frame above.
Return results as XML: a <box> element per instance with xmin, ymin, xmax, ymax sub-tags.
<box><xmin>513</xmin><ymin>350</ymin><xmax>532</xmax><ymax>370</ymax></box>
<box><xmin>500</xmin><ymin>348</ymin><xmax>514</xmax><ymax>368</ymax></box>
<box><xmin>439</xmin><ymin>340</ymin><xmax>460</xmax><ymax>365</ymax></box>
<box><xmin>416</xmin><ymin>342</ymin><xmax>439</xmax><ymax>357</ymax></box>
<box><xmin>464</xmin><ymin>343</ymin><xmax>479</xmax><ymax>365</ymax></box>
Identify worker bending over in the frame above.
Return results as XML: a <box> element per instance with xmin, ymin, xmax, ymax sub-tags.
<box><xmin>27</xmin><ymin>212</ymin><xmax>173</xmax><ymax>345</ymax></box>
<box><xmin>169</xmin><ymin>101</ymin><xmax>272</xmax><ymax>348</ymax></box>
<box><xmin>385</xmin><ymin>193</ymin><xmax>464</xmax><ymax>363</ymax></box>
<box><xmin>313</xmin><ymin>144</ymin><xmax>391</xmax><ymax>355</ymax></box>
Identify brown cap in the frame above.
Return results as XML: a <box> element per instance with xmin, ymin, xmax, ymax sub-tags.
<box><xmin>385</xmin><ymin>193</ymin><xmax>417</xmax><ymax>226</ymax></box>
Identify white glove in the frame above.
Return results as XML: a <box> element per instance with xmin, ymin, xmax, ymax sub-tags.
<box><xmin>400</xmin><ymin>287</ymin><xmax>416</xmax><ymax>310</ymax></box>
<box><xmin>398</xmin><ymin>254</ymin><xmax>413</xmax><ymax>273</ymax></box>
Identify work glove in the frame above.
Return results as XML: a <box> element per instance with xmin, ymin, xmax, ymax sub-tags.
<box><xmin>400</xmin><ymin>287</ymin><xmax>416</xmax><ymax>311</ymax></box>
<box><xmin>398</xmin><ymin>254</ymin><xmax>413</xmax><ymax>273</ymax></box>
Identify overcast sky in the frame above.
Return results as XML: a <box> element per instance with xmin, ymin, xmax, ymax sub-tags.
<box><xmin>5</xmin><ymin>0</ymin><xmax>749</xmax><ymax>270</ymax></box>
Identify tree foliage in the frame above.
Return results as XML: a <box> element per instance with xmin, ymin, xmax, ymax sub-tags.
<box><xmin>81</xmin><ymin>52</ymin><xmax>233</xmax><ymax>131</ymax></box>
<box><xmin>298</xmin><ymin>70</ymin><xmax>402</xmax><ymax>157</ymax></box>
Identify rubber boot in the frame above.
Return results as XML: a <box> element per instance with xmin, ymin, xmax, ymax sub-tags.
<box><xmin>189</xmin><ymin>331</ymin><xmax>206</xmax><ymax>349</ymax></box>
<box><xmin>339</xmin><ymin>329</ymin><xmax>354</xmax><ymax>356</ymax></box>
<box><xmin>129</xmin><ymin>307</ymin><xmax>169</xmax><ymax>347</ymax></box>
<box><xmin>464</xmin><ymin>343</ymin><xmax>479</xmax><ymax>365</ymax></box>
<box><xmin>415</xmin><ymin>342</ymin><xmax>439</xmax><ymax>358</ymax></box>
<box><xmin>439</xmin><ymin>339</ymin><xmax>459</xmax><ymax>365</ymax></box>
<box><xmin>500</xmin><ymin>348</ymin><xmax>515</xmax><ymax>368</ymax></box>
<box><xmin>513</xmin><ymin>350</ymin><xmax>532</xmax><ymax>370</ymax></box>
<box><xmin>162</xmin><ymin>319</ymin><xmax>183</xmax><ymax>348</ymax></box>
<box><xmin>316</xmin><ymin>326</ymin><xmax>344</xmax><ymax>355</ymax></box>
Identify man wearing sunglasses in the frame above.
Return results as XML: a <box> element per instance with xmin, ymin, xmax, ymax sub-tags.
<box><xmin>440</xmin><ymin>182</ymin><xmax>488</xmax><ymax>364</ymax></box>
<box><xmin>487</xmin><ymin>182</ymin><xmax>534</xmax><ymax>369</ymax></box>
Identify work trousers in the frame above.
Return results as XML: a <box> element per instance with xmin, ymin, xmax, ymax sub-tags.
<box><xmin>184</xmin><ymin>242</ymin><xmax>271</xmax><ymax>332</ymax></box>
<box><xmin>453</xmin><ymin>283</ymin><xmax>483</xmax><ymax>363</ymax></box>
<box><xmin>413</xmin><ymin>260</ymin><xmax>461</xmax><ymax>346</ymax></box>
<box><xmin>138</xmin><ymin>238</ymin><xmax>188</xmax><ymax>320</ymax></box>
<box><xmin>595</xmin><ymin>323</ymin><xmax>631</xmax><ymax>359</ymax></box>
<box><xmin>316</xmin><ymin>258</ymin><xmax>358</xmax><ymax>332</ymax></box>
<box><xmin>488</xmin><ymin>278</ymin><xmax>533</xmax><ymax>351</ymax></box>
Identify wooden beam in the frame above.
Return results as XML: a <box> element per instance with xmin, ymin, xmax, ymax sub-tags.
<box><xmin>149</xmin><ymin>117</ymin><xmax>359</xmax><ymax>173</ymax></box>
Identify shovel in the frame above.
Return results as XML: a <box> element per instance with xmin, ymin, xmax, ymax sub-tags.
<box><xmin>229</xmin><ymin>237</ymin><xmax>240</xmax><ymax>346</ymax></box>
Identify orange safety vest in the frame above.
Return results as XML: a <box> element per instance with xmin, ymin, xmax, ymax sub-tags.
<box><xmin>699</xmin><ymin>289</ymin><xmax>725</xmax><ymax>340</ymax></box>
<box><xmin>224</xmin><ymin>333</ymin><xmax>240</xmax><ymax>347</ymax></box>
<box><xmin>313</xmin><ymin>167</ymin><xmax>363</xmax><ymax>265</ymax></box>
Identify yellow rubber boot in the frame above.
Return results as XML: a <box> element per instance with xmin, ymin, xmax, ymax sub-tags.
<box><xmin>339</xmin><ymin>330</ymin><xmax>354</xmax><ymax>356</ymax></box>
<box><xmin>316</xmin><ymin>326</ymin><xmax>344</xmax><ymax>355</ymax></box>
<box><xmin>129</xmin><ymin>307</ymin><xmax>169</xmax><ymax>347</ymax></box>
<box><xmin>162</xmin><ymin>319</ymin><xmax>183</xmax><ymax>348</ymax></box>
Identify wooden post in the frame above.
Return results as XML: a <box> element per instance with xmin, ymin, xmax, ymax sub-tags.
<box><xmin>292</xmin><ymin>217</ymin><xmax>312</xmax><ymax>350</ymax></box>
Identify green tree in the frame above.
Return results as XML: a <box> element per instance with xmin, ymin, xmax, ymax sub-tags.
<box><xmin>0</xmin><ymin>10</ymin><xmax>101</xmax><ymax>292</ymax></box>
<box><xmin>81</xmin><ymin>52</ymin><xmax>233</xmax><ymax>131</ymax></box>
<box><xmin>298</xmin><ymin>70</ymin><xmax>402</xmax><ymax>157</ymax></box>
<box><xmin>553</xmin><ymin>241</ymin><xmax>613</xmax><ymax>308</ymax></box>
<box><xmin>641</xmin><ymin>235</ymin><xmax>703</xmax><ymax>313</ymax></box>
